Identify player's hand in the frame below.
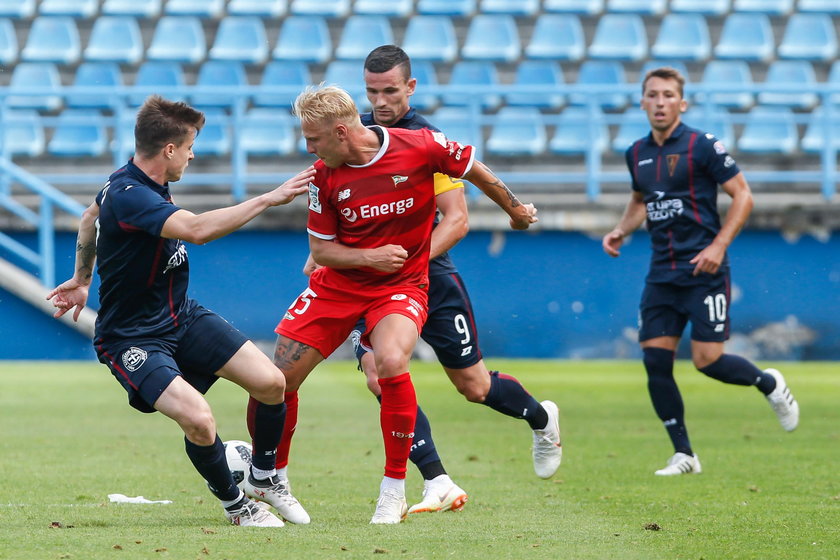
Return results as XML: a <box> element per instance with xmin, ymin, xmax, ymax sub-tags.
<box><xmin>366</xmin><ymin>244</ymin><xmax>408</xmax><ymax>272</ymax></box>
<box><xmin>46</xmin><ymin>279</ymin><xmax>89</xmax><ymax>321</ymax></box>
<box><xmin>602</xmin><ymin>229</ymin><xmax>625</xmax><ymax>257</ymax></box>
<box><xmin>510</xmin><ymin>203</ymin><xmax>538</xmax><ymax>230</ymax></box>
<box><xmin>690</xmin><ymin>241</ymin><xmax>726</xmax><ymax>276</ymax></box>
<box><xmin>265</xmin><ymin>166</ymin><xmax>316</xmax><ymax>206</ymax></box>
<box><xmin>302</xmin><ymin>252</ymin><xmax>322</xmax><ymax>276</ymax></box>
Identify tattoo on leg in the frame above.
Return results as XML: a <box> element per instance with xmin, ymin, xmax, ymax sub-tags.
<box><xmin>273</xmin><ymin>338</ymin><xmax>314</xmax><ymax>371</ymax></box>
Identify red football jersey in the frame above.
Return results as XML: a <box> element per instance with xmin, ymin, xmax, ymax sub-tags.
<box><xmin>307</xmin><ymin>126</ymin><xmax>474</xmax><ymax>288</ymax></box>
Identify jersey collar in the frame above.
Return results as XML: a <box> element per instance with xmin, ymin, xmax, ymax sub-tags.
<box><xmin>126</xmin><ymin>158</ymin><xmax>170</xmax><ymax>196</ymax></box>
<box><xmin>347</xmin><ymin>125</ymin><xmax>389</xmax><ymax>168</ymax></box>
<box><xmin>646</xmin><ymin>121</ymin><xmax>687</xmax><ymax>146</ymax></box>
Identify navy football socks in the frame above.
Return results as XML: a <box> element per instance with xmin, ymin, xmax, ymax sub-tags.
<box><xmin>184</xmin><ymin>435</ymin><xmax>241</xmax><ymax>502</ymax></box>
<box><xmin>699</xmin><ymin>354</ymin><xmax>774</xmax><ymax>393</ymax></box>
<box><xmin>643</xmin><ymin>347</ymin><xmax>692</xmax><ymax>456</ymax></box>
<box><xmin>250</xmin><ymin>401</ymin><xmax>286</xmax><ymax>472</ymax></box>
<box><xmin>483</xmin><ymin>371</ymin><xmax>548</xmax><ymax>431</ymax></box>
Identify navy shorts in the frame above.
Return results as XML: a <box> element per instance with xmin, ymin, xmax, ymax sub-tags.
<box><xmin>95</xmin><ymin>305</ymin><xmax>249</xmax><ymax>413</ymax></box>
<box><xmin>638</xmin><ymin>273</ymin><xmax>731</xmax><ymax>343</ymax></box>
<box><xmin>353</xmin><ymin>272</ymin><xmax>482</xmax><ymax>370</ymax></box>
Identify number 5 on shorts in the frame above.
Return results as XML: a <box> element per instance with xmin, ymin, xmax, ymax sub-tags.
<box><xmin>291</xmin><ymin>287</ymin><xmax>318</xmax><ymax>316</ymax></box>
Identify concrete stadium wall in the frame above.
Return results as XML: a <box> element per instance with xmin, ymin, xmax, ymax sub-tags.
<box><xmin>2</xmin><ymin>230</ymin><xmax>838</xmax><ymax>361</ymax></box>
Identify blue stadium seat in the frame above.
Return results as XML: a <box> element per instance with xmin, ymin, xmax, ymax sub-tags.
<box><xmin>670</xmin><ymin>0</ymin><xmax>730</xmax><ymax>14</ymax></box>
<box><xmin>7</xmin><ymin>62</ymin><xmax>63</xmax><ymax>111</ymax></box>
<box><xmin>798</xmin><ymin>0</ymin><xmax>840</xmax><ymax>14</ymax></box>
<box><xmin>569</xmin><ymin>61</ymin><xmax>628</xmax><ymax>110</ymax></box>
<box><xmin>227</xmin><ymin>0</ymin><xmax>287</xmax><ymax>17</ymax></box>
<box><xmin>683</xmin><ymin>108</ymin><xmax>735</xmax><ymax>149</ymax></box>
<box><xmin>323</xmin><ymin>60</ymin><xmax>369</xmax><ymax>109</ymax></box>
<box><xmin>777</xmin><ymin>14</ymin><xmax>838</xmax><ymax>62</ymax></box>
<box><xmin>130</xmin><ymin>61</ymin><xmax>185</xmax><ymax>106</ymax></box>
<box><xmin>335</xmin><ymin>16</ymin><xmax>394</xmax><ymax>60</ymax></box>
<box><xmin>84</xmin><ymin>16</ymin><xmax>144</xmax><ymax>64</ymax></box>
<box><xmin>757</xmin><ymin>61</ymin><xmax>818</xmax><ymax>110</ymax></box>
<box><xmin>714</xmin><ymin>13</ymin><xmax>774</xmax><ymax>62</ymax></box>
<box><xmin>111</xmin><ymin>108</ymin><xmax>137</xmax><ymax>156</ymax></box>
<box><xmin>21</xmin><ymin>16</ymin><xmax>80</xmax><ymax>65</ymax></box>
<box><xmin>829</xmin><ymin>62</ymin><xmax>840</xmax><ymax>105</ymax></box>
<box><xmin>0</xmin><ymin>18</ymin><xmax>17</xmax><ymax>65</ymax></box>
<box><xmin>588</xmin><ymin>14</ymin><xmax>647</xmax><ymax>62</ymax></box>
<box><xmin>48</xmin><ymin>109</ymin><xmax>108</xmax><ymax>157</ymax></box>
<box><xmin>0</xmin><ymin>0</ymin><xmax>35</xmax><ymax>18</ymax></box>
<box><xmin>697</xmin><ymin>60</ymin><xmax>754</xmax><ymax>110</ymax></box>
<box><xmin>146</xmin><ymin>16</ymin><xmax>206</xmax><ymax>64</ymax></box>
<box><xmin>737</xmin><ymin>106</ymin><xmax>798</xmax><ymax>155</ymax></box>
<box><xmin>67</xmin><ymin>62</ymin><xmax>123</xmax><ymax>109</ymax></box>
<box><xmin>164</xmin><ymin>0</ymin><xmax>225</xmax><ymax>18</ymax></box>
<box><xmin>431</xmin><ymin>107</ymin><xmax>482</xmax><ymax>148</ymax></box>
<box><xmin>461</xmin><ymin>15</ymin><xmax>520</xmax><ymax>62</ymax></box>
<box><xmin>480</xmin><ymin>0</ymin><xmax>539</xmax><ymax>16</ymax></box>
<box><xmin>101</xmin><ymin>0</ymin><xmax>161</xmax><ymax>18</ymax></box>
<box><xmin>411</xmin><ymin>61</ymin><xmax>440</xmax><ymax>112</ymax></box>
<box><xmin>486</xmin><ymin>107</ymin><xmax>546</xmax><ymax>157</ymax></box>
<box><xmin>506</xmin><ymin>60</ymin><xmax>565</xmax><ymax>110</ymax></box>
<box><xmin>402</xmin><ymin>16</ymin><xmax>458</xmax><ymax>63</ymax></box>
<box><xmin>525</xmin><ymin>14</ymin><xmax>585</xmax><ymax>62</ymax></box>
<box><xmin>241</xmin><ymin>108</ymin><xmax>296</xmax><ymax>156</ymax></box>
<box><xmin>549</xmin><ymin>106</ymin><xmax>608</xmax><ymax>156</ymax></box>
<box><xmin>253</xmin><ymin>60</ymin><xmax>311</xmax><ymax>108</ymax></box>
<box><xmin>651</xmin><ymin>14</ymin><xmax>711</xmax><ymax>62</ymax></box>
<box><xmin>272</xmin><ymin>16</ymin><xmax>331</xmax><ymax>63</ymax></box>
<box><xmin>192</xmin><ymin>108</ymin><xmax>230</xmax><ymax>157</ymax></box>
<box><xmin>606</xmin><ymin>0</ymin><xmax>666</xmax><ymax>15</ymax></box>
<box><xmin>801</xmin><ymin>107</ymin><xmax>840</xmax><ymax>154</ymax></box>
<box><xmin>417</xmin><ymin>0</ymin><xmax>476</xmax><ymax>16</ymax></box>
<box><xmin>2</xmin><ymin>110</ymin><xmax>45</xmax><ymax>157</ymax></box>
<box><xmin>209</xmin><ymin>16</ymin><xmax>269</xmax><ymax>64</ymax></box>
<box><xmin>290</xmin><ymin>0</ymin><xmax>350</xmax><ymax>18</ymax></box>
<box><xmin>39</xmin><ymin>0</ymin><xmax>98</xmax><ymax>18</ymax></box>
<box><xmin>191</xmin><ymin>61</ymin><xmax>249</xmax><ymax>108</ymax></box>
<box><xmin>543</xmin><ymin>0</ymin><xmax>603</xmax><ymax>14</ymax></box>
<box><xmin>441</xmin><ymin>61</ymin><xmax>501</xmax><ymax>111</ymax></box>
<box><xmin>732</xmin><ymin>0</ymin><xmax>793</xmax><ymax>15</ymax></box>
<box><xmin>611</xmin><ymin>111</ymin><xmax>649</xmax><ymax>153</ymax></box>
<box><xmin>354</xmin><ymin>0</ymin><xmax>412</xmax><ymax>17</ymax></box>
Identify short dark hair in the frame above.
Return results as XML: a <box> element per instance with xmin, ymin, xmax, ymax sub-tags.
<box><xmin>364</xmin><ymin>44</ymin><xmax>411</xmax><ymax>80</ymax></box>
<box><xmin>134</xmin><ymin>95</ymin><xmax>205</xmax><ymax>158</ymax></box>
<box><xmin>642</xmin><ymin>67</ymin><xmax>686</xmax><ymax>99</ymax></box>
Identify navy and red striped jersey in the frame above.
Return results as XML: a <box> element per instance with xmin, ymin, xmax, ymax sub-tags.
<box><xmin>307</xmin><ymin>125</ymin><xmax>474</xmax><ymax>289</ymax></box>
<box><xmin>94</xmin><ymin>159</ymin><xmax>192</xmax><ymax>339</ymax></box>
<box><xmin>625</xmin><ymin>122</ymin><xmax>740</xmax><ymax>284</ymax></box>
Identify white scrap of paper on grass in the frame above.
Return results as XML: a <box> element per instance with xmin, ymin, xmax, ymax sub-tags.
<box><xmin>108</xmin><ymin>493</ymin><xmax>172</xmax><ymax>504</ymax></box>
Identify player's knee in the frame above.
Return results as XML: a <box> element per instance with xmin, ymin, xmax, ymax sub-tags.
<box><xmin>692</xmin><ymin>350</ymin><xmax>721</xmax><ymax>370</ymax></box>
<box><xmin>255</xmin><ymin>373</ymin><xmax>286</xmax><ymax>405</ymax></box>
<box><xmin>180</xmin><ymin>406</ymin><xmax>216</xmax><ymax>444</ymax></box>
<box><xmin>374</xmin><ymin>353</ymin><xmax>409</xmax><ymax>378</ymax></box>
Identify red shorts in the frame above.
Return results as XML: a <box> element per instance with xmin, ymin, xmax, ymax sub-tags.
<box><xmin>276</xmin><ymin>267</ymin><xmax>429</xmax><ymax>358</ymax></box>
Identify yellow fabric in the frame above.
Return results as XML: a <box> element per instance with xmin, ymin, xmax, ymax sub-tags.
<box><xmin>433</xmin><ymin>173</ymin><xmax>465</xmax><ymax>195</ymax></box>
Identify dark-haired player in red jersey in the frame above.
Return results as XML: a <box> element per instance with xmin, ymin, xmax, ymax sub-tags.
<box><xmin>258</xmin><ymin>84</ymin><xmax>537</xmax><ymax>525</ymax></box>
<box><xmin>602</xmin><ymin>67</ymin><xmax>799</xmax><ymax>476</ymax></box>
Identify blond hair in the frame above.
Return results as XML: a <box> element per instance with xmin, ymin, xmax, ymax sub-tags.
<box><xmin>293</xmin><ymin>84</ymin><xmax>360</xmax><ymax>127</ymax></box>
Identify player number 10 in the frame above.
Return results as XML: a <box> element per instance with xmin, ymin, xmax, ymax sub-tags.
<box><xmin>703</xmin><ymin>293</ymin><xmax>727</xmax><ymax>322</ymax></box>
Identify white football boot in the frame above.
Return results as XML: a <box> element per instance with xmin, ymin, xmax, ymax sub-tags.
<box><xmin>763</xmin><ymin>368</ymin><xmax>799</xmax><ymax>432</ymax></box>
<box><xmin>243</xmin><ymin>474</ymin><xmax>311</xmax><ymax>525</ymax></box>
<box><xmin>654</xmin><ymin>452</ymin><xmax>702</xmax><ymax>476</ymax></box>
<box><xmin>370</xmin><ymin>488</ymin><xmax>408</xmax><ymax>524</ymax></box>
<box><xmin>408</xmin><ymin>475</ymin><xmax>468</xmax><ymax>514</ymax></box>
<box><xmin>225</xmin><ymin>498</ymin><xmax>284</xmax><ymax>527</ymax></box>
<box><xmin>532</xmin><ymin>400</ymin><xmax>563</xmax><ymax>479</ymax></box>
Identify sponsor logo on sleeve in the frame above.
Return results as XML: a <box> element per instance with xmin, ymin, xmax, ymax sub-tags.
<box><xmin>308</xmin><ymin>182</ymin><xmax>321</xmax><ymax>213</ymax></box>
<box><xmin>431</xmin><ymin>131</ymin><xmax>447</xmax><ymax>148</ymax></box>
<box><xmin>724</xmin><ymin>155</ymin><xmax>736</xmax><ymax>168</ymax></box>
<box><xmin>713</xmin><ymin>141</ymin><xmax>727</xmax><ymax>155</ymax></box>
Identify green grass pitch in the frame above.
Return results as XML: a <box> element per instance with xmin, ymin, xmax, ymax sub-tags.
<box><xmin>0</xmin><ymin>360</ymin><xmax>838</xmax><ymax>559</ymax></box>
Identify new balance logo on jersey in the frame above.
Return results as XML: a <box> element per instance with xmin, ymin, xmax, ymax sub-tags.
<box><xmin>337</xmin><ymin>188</ymin><xmax>351</xmax><ymax>201</ymax></box>
<box><xmin>392</xmin><ymin>175</ymin><xmax>408</xmax><ymax>186</ymax></box>
<box><xmin>359</xmin><ymin>197</ymin><xmax>414</xmax><ymax>219</ymax></box>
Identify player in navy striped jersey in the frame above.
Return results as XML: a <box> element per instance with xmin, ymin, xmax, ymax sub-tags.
<box><xmin>48</xmin><ymin>95</ymin><xmax>315</xmax><ymax>526</ymax></box>
<box><xmin>602</xmin><ymin>67</ymin><xmax>799</xmax><ymax>476</ymax></box>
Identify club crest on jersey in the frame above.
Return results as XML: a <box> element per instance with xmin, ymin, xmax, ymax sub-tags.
<box><xmin>337</xmin><ymin>188</ymin><xmax>351</xmax><ymax>201</ymax></box>
<box><xmin>392</xmin><ymin>175</ymin><xmax>408</xmax><ymax>187</ymax></box>
<box><xmin>122</xmin><ymin>346</ymin><xmax>148</xmax><ymax>372</ymax></box>
<box><xmin>308</xmin><ymin>182</ymin><xmax>321</xmax><ymax>213</ymax></box>
<box><xmin>666</xmin><ymin>154</ymin><xmax>680</xmax><ymax>177</ymax></box>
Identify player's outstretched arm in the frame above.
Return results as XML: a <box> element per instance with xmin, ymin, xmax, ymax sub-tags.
<box><xmin>462</xmin><ymin>161</ymin><xmax>537</xmax><ymax>230</ymax></box>
<box><xmin>162</xmin><ymin>166</ymin><xmax>315</xmax><ymax>245</ymax></box>
<box><xmin>690</xmin><ymin>171</ymin><xmax>753</xmax><ymax>276</ymax></box>
<box><xmin>603</xmin><ymin>191</ymin><xmax>646</xmax><ymax>258</ymax></box>
<box><xmin>310</xmin><ymin>236</ymin><xmax>407</xmax><ymax>273</ymax></box>
<box><xmin>47</xmin><ymin>201</ymin><xmax>99</xmax><ymax>321</ymax></box>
